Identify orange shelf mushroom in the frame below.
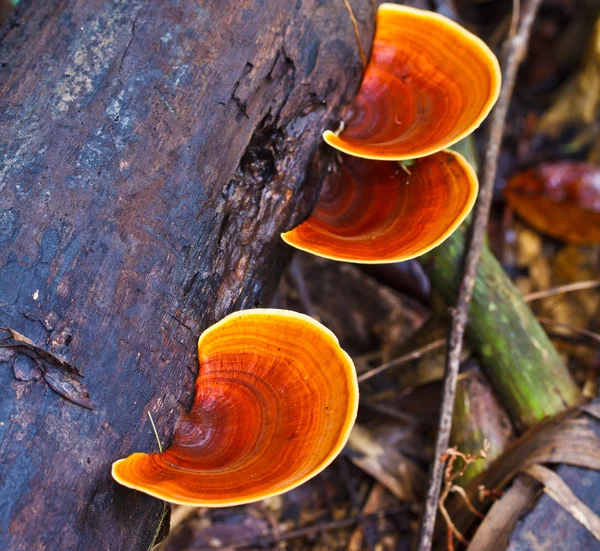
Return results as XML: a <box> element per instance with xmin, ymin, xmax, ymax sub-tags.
<box><xmin>282</xmin><ymin>150</ymin><xmax>478</xmax><ymax>263</ymax></box>
<box><xmin>112</xmin><ymin>309</ymin><xmax>358</xmax><ymax>506</ymax></box>
<box><xmin>505</xmin><ymin>162</ymin><xmax>600</xmax><ymax>244</ymax></box>
<box><xmin>323</xmin><ymin>4</ymin><xmax>501</xmax><ymax>161</ymax></box>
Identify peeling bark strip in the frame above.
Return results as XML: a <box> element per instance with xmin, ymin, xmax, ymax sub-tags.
<box><xmin>0</xmin><ymin>327</ymin><xmax>93</xmax><ymax>409</ymax></box>
<box><xmin>0</xmin><ymin>1</ymin><xmax>374</xmax><ymax>548</ymax></box>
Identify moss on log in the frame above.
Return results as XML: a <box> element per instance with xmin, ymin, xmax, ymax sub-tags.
<box><xmin>420</xmin><ymin>227</ymin><xmax>581</xmax><ymax>430</ymax></box>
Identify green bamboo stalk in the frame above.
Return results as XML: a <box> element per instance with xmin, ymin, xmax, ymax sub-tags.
<box><xmin>420</xmin><ymin>227</ymin><xmax>582</xmax><ymax>430</ymax></box>
<box><xmin>450</xmin><ymin>370</ymin><xmax>514</xmax><ymax>485</ymax></box>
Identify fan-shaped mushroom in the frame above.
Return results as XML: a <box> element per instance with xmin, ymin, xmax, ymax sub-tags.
<box><xmin>505</xmin><ymin>161</ymin><xmax>600</xmax><ymax>244</ymax></box>
<box><xmin>282</xmin><ymin>150</ymin><xmax>478</xmax><ymax>263</ymax></box>
<box><xmin>112</xmin><ymin>309</ymin><xmax>358</xmax><ymax>506</ymax></box>
<box><xmin>323</xmin><ymin>4</ymin><xmax>501</xmax><ymax>160</ymax></box>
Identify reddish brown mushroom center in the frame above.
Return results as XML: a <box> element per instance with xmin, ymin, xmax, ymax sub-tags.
<box><xmin>145</xmin><ymin>335</ymin><xmax>352</xmax><ymax>492</ymax></box>
<box><xmin>167</xmin><ymin>374</ymin><xmax>272</xmax><ymax>471</ymax></box>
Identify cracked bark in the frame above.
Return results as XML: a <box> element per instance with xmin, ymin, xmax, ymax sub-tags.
<box><xmin>0</xmin><ymin>0</ymin><xmax>375</xmax><ymax>548</ymax></box>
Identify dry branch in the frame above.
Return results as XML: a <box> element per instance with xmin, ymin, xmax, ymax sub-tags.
<box><xmin>416</xmin><ymin>1</ymin><xmax>547</xmax><ymax>549</ymax></box>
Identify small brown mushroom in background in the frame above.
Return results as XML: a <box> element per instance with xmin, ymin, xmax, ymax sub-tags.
<box><xmin>112</xmin><ymin>309</ymin><xmax>358</xmax><ymax>506</ymax></box>
<box><xmin>505</xmin><ymin>161</ymin><xmax>600</xmax><ymax>244</ymax></box>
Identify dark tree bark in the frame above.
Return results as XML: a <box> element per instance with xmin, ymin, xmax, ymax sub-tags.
<box><xmin>0</xmin><ymin>1</ymin><xmax>374</xmax><ymax>548</ymax></box>
<box><xmin>0</xmin><ymin>0</ymin><xmax>12</xmax><ymax>29</ymax></box>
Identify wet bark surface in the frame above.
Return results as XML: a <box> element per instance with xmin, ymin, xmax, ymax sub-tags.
<box><xmin>0</xmin><ymin>0</ymin><xmax>374</xmax><ymax>548</ymax></box>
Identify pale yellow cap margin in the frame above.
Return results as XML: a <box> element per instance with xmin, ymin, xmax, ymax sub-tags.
<box><xmin>112</xmin><ymin>308</ymin><xmax>359</xmax><ymax>507</ymax></box>
<box><xmin>322</xmin><ymin>3</ymin><xmax>502</xmax><ymax>161</ymax></box>
<box><xmin>281</xmin><ymin>150</ymin><xmax>479</xmax><ymax>264</ymax></box>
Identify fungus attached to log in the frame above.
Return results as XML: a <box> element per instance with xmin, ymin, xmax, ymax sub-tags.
<box><xmin>323</xmin><ymin>4</ymin><xmax>501</xmax><ymax>161</ymax></box>
<box><xmin>112</xmin><ymin>309</ymin><xmax>358</xmax><ymax>506</ymax></box>
<box><xmin>282</xmin><ymin>150</ymin><xmax>478</xmax><ymax>263</ymax></box>
<box><xmin>505</xmin><ymin>161</ymin><xmax>600</xmax><ymax>244</ymax></box>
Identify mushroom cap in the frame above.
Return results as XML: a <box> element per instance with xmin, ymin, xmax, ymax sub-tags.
<box><xmin>505</xmin><ymin>162</ymin><xmax>600</xmax><ymax>244</ymax></box>
<box><xmin>281</xmin><ymin>150</ymin><xmax>478</xmax><ymax>263</ymax></box>
<box><xmin>323</xmin><ymin>4</ymin><xmax>501</xmax><ymax>161</ymax></box>
<box><xmin>112</xmin><ymin>309</ymin><xmax>358</xmax><ymax>506</ymax></box>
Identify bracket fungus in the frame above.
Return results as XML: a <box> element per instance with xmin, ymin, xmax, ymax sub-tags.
<box><xmin>505</xmin><ymin>162</ymin><xmax>600</xmax><ymax>244</ymax></box>
<box><xmin>323</xmin><ymin>4</ymin><xmax>501</xmax><ymax>161</ymax></box>
<box><xmin>282</xmin><ymin>5</ymin><xmax>499</xmax><ymax>263</ymax></box>
<box><xmin>112</xmin><ymin>309</ymin><xmax>358</xmax><ymax>506</ymax></box>
<box><xmin>282</xmin><ymin>150</ymin><xmax>478</xmax><ymax>263</ymax></box>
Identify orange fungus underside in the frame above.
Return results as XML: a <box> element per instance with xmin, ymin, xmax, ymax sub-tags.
<box><xmin>281</xmin><ymin>150</ymin><xmax>478</xmax><ymax>263</ymax></box>
<box><xmin>505</xmin><ymin>162</ymin><xmax>600</xmax><ymax>244</ymax></box>
<box><xmin>112</xmin><ymin>309</ymin><xmax>358</xmax><ymax>506</ymax></box>
<box><xmin>323</xmin><ymin>4</ymin><xmax>501</xmax><ymax>160</ymax></box>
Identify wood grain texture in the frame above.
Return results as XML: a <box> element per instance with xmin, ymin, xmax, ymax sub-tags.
<box><xmin>0</xmin><ymin>0</ymin><xmax>375</xmax><ymax>548</ymax></box>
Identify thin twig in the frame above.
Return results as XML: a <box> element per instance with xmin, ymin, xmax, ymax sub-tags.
<box><xmin>198</xmin><ymin>506</ymin><xmax>409</xmax><ymax>550</ymax></box>
<box><xmin>450</xmin><ymin>486</ymin><xmax>484</xmax><ymax>519</ymax></box>
<box><xmin>544</xmin><ymin>330</ymin><xmax>600</xmax><ymax>348</ymax></box>
<box><xmin>508</xmin><ymin>0</ymin><xmax>520</xmax><ymax>40</ymax></box>
<box><xmin>416</xmin><ymin>1</ymin><xmax>543</xmax><ymax>549</ymax></box>
<box><xmin>262</xmin><ymin>506</ymin><xmax>282</xmax><ymax>551</ymax></box>
<box><xmin>524</xmin><ymin>280</ymin><xmax>600</xmax><ymax>302</ymax></box>
<box><xmin>438</xmin><ymin>502</ymin><xmax>468</xmax><ymax>547</ymax></box>
<box><xmin>288</xmin><ymin>257</ymin><xmax>314</xmax><ymax>317</ymax></box>
<box><xmin>338</xmin><ymin>458</ymin><xmax>375</xmax><ymax>551</ymax></box>
<box><xmin>360</xmin><ymin>399</ymin><xmax>425</xmax><ymax>425</ymax></box>
<box><xmin>357</xmin><ymin>339</ymin><xmax>446</xmax><ymax>383</ymax></box>
<box><xmin>537</xmin><ymin>317</ymin><xmax>600</xmax><ymax>345</ymax></box>
<box><xmin>147</xmin><ymin>411</ymin><xmax>169</xmax><ymax>551</ymax></box>
<box><xmin>342</xmin><ymin>0</ymin><xmax>366</xmax><ymax>68</ymax></box>
<box><xmin>437</xmin><ymin>444</ymin><xmax>489</xmax><ymax>549</ymax></box>
<box><xmin>148</xmin><ymin>411</ymin><xmax>163</xmax><ymax>453</ymax></box>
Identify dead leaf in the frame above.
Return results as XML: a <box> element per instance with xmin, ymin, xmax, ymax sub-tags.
<box><xmin>446</xmin><ymin>403</ymin><xmax>600</xmax><ymax>541</ymax></box>
<box><xmin>505</xmin><ymin>162</ymin><xmax>600</xmax><ymax>244</ymax></box>
<box><xmin>346</xmin><ymin>424</ymin><xmax>426</xmax><ymax>502</ymax></box>
<box><xmin>346</xmin><ymin>484</ymin><xmax>389</xmax><ymax>551</ymax></box>
<box><xmin>522</xmin><ymin>464</ymin><xmax>600</xmax><ymax>542</ymax></box>
<box><xmin>538</xmin><ymin>17</ymin><xmax>600</xmax><ymax>137</ymax></box>
<box><xmin>467</xmin><ymin>476</ymin><xmax>539</xmax><ymax>551</ymax></box>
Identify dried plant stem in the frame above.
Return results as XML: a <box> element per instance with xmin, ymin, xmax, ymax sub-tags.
<box><xmin>147</xmin><ymin>411</ymin><xmax>163</xmax><ymax>453</ymax></box>
<box><xmin>343</xmin><ymin>0</ymin><xmax>367</xmax><ymax>68</ymax></box>
<box><xmin>357</xmin><ymin>338</ymin><xmax>446</xmax><ymax>383</ymax></box>
<box><xmin>437</xmin><ymin>445</ymin><xmax>489</xmax><ymax>548</ymax></box>
<box><xmin>201</xmin><ymin>506</ymin><xmax>409</xmax><ymax>551</ymax></box>
<box><xmin>537</xmin><ymin>317</ymin><xmax>600</xmax><ymax>345</ymax></box>
<box><xmin>147</xmin><ymin>411</ymin><xmax>168</xmax><ymax>551</ymax></box>
<box><xmin>450</xmin><ymin>485</ymin><xmax>484</xmax><ymax>519</ymax></box>
<box><xmin>416</xmin><ymin>1</ymin><xmax>543</xmax><ymax>549</ymax></box>
<box><xmin>508</xmin><ymin>0</ymin><xmax>520</xmax><ymax>40</ymax></box>
<box><xmin>524</xmin><ymin>280</ymin><xmax>600</xmax><ymax>302</ymax></box>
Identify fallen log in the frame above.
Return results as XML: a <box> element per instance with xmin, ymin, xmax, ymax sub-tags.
<box><xmin>0</xmin><ymin>0</ymin><xmax>374</xmax><ymax>548</ymax></box>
